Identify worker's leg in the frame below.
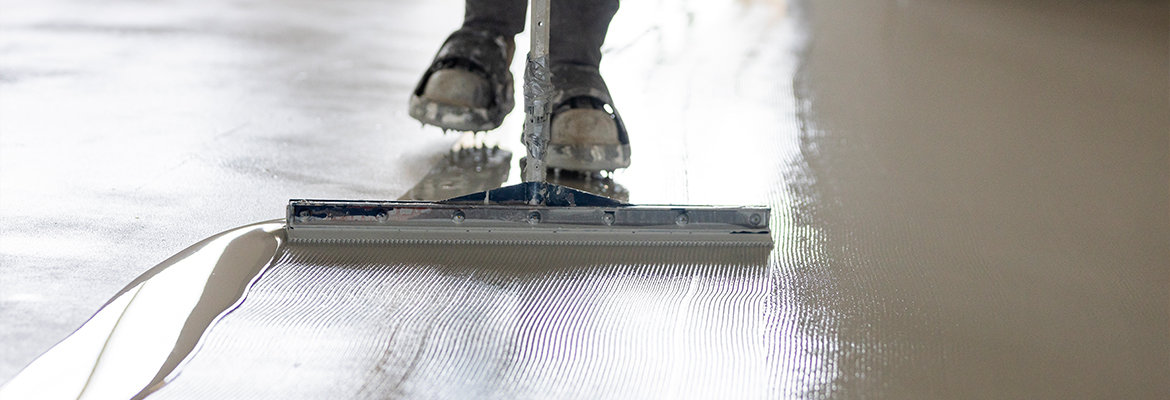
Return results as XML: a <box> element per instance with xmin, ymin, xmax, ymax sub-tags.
<box><xmin>545</xmin><ymin>0</ymin><xmax>630</xmax><ymax>172</ymax></box>
<box><xmin>463</xmin><ymin>0</ymin><xmax>527</xmax><ymax>37</ymax></box>
<box><xmin>550</xmin><ymin>0</ymin><xmax>619</xmax><ymax>68</ymax></box>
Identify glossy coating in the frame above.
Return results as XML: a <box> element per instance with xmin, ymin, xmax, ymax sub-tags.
<box><xmin>2</xmin><ymin>0</ymin><xmax>1167</xmax><ymax>398</ymax></box>
<box><xmin>0</xmin><ymin>222</ymin><xmax>284</xmax><ymax>399</ymax></box>
<box><xmin>154</xmin><ymin>242</ymin><xmax>772</xmax><ymax>399</ymax></box>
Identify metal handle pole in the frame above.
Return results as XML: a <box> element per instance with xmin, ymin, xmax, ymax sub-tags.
<box><xmin>521</xmin><ymin>0</ymin><xmax>553</xmax><ymax>189</ymax></box>
<box><xmin>530</xmin><ymin>0</ymin><xmax>550</xmax><ymax>59</ymax></box>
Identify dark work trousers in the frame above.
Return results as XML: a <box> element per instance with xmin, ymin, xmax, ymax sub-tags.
<box><xmin>461</xmin><ymin>0</ymin><xmax>619</xmax><ymax>68</ymax></box>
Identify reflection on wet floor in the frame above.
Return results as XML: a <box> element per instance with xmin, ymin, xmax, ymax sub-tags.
<box><xmin>524</xmin><ymin>159</ymin><xmax>631</xmax><ymax>204</ymax></box>
<box><xmin>402</xmin><ymin>133</ymin><xmax>630</xmax><ymax>203</ymax></box>
<box><xmin>401</xmin><ymin>135</ymin><xmax>514</xmax><ymax>201</ymax></box>
<box><xmin>546</xmin><ymin>170</ymin><xmax>629</xmax><ymax>204</ymax></box>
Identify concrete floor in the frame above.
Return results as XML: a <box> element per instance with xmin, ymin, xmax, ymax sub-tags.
<box><xmin>2</xmin><ymin>0</ymin><xmax>1167</xmax><ymax>398</ymax></box>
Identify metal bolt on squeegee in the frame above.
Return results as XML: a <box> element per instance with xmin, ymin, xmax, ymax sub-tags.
<box><xmin>749</xmin><ymin>213</ymin><xmax>762</xmax><ymax>227</ymax></box>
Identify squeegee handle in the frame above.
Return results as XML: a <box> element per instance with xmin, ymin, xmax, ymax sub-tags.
<box><xmin>530</xmin><ymin>0</ymin><xmax>550</xmax><ymax>59</ymax></box>
<box><xmin>521</xmin><ymin>0</ymin><xmax>553</xmax><ymax>187</ymax></box>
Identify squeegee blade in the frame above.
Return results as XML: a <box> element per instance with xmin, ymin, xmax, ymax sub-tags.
<box><xmin>286</xmin><ymin>184</ymin><xmax>771</xmax><ymax>246</ymax></box>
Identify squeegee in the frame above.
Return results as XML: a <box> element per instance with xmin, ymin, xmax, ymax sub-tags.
<box><xmin>287</xmin><ymin>0</ymin><xmax>772</xmax><ymax>246</ymax></box>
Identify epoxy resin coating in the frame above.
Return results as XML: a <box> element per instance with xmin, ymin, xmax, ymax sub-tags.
<box><xmin>0</xmin><ymin>223</ymin><xmax>284</xmax><ymax>400</ymax></box>
<box><xmin>154</xmin><ymin>242</ymin><xmax>773</xmax><ymax>399</ymax></box>
<box><xmin>1</xmin><ymin>0</ymin><xmax>1166</xmax><ymax>398</ymax></box>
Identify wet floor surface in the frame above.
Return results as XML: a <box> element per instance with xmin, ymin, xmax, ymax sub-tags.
<box><xmin>2</xmin><ymin>0</ymin><xmax>1168</xmax><ymax>398</ymax></box>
